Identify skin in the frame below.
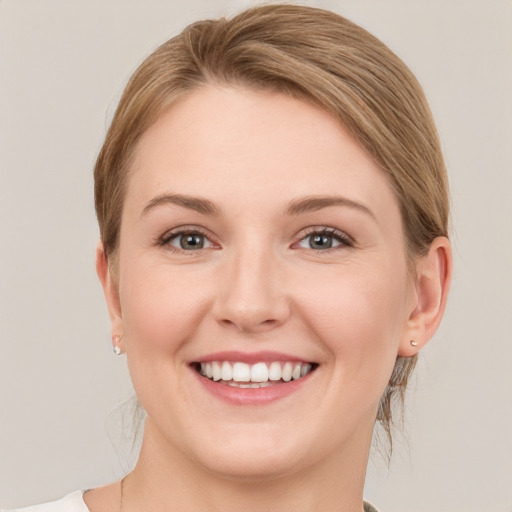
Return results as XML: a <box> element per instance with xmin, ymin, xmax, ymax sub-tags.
<box><xmin>91</xmin><ymin>85</ymin><xmax>451</xmax><ymax>512</ymax></box>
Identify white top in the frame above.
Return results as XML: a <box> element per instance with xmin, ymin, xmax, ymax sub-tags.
<box><xmin>1</xmin><ymin>491</ymin><xmax>89</xmax><ymax>512</ymax></box>
<box><xmin>2</xmin><ymin>491</ymin><xmax>380</xmax><ymax>512</ymax></box>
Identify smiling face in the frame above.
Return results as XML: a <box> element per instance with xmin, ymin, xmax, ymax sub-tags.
<box><xmin>102</xmin><ymin>85</ymin><xmax>419</xmax><ymax>479</ymax></box>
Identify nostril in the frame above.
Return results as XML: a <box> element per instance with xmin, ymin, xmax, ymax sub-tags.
<box><xmin>261</xmin><ymin>319</ymin><xmax>280</xmax><ymax>328</ymax></box>
<box><xmin>218</xmin><ymin>317</ymin><xmax>275</xmax><ymax>332</ymax></box>
<box><xmin>212</xmin><ymin>277</ymin><xmax>290</xmax><ymax>332</ymax></box>
<box><xmin>232</xmin><ymin>317</ymin><xmax>281</xmax><ymax>333</ymax></box>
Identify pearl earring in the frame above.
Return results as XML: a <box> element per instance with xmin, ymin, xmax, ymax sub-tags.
<box><xmin>113</xmin><ymin>334</ymin><xmax>123</xmax><ymax>355</ymax></box>
<box><xmin>410</xmin><ymin>340</ymin><xmax>418</xmax><ymax>347</ymax></box>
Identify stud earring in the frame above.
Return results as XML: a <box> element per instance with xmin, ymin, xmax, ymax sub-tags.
<box><xmin>410</xmin><ymin>340</ymin><xmax>418</xmax><ymax>347</ymax></box>
<box><xmin>113</xmin><ymin>334</ymin><xmax>123</xmax><ymax>355</ymax></box>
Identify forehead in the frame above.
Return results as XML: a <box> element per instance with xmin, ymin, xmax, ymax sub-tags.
<box><xmin>127</xmin><ymin>85</ymin><xmax>400</xmax><ymax>221</ymax></box>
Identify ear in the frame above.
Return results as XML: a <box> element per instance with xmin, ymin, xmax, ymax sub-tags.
<box><xmin>398</xmin><ymin>236</ymin><xmax>452</xmax><ymax>357</ymax></box>
<box><xmin>96</xmin><ymin>241</ymin><xmax>125</xmax><ymax>353</ymax></box>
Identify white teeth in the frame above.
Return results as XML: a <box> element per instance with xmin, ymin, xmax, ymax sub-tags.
<box><xmin>212</xmin><ymin>361</ymin><xmax>222</xmax><ymax>381</ymax></box>
<box><xmin>250</xmin><ymin>362</ymin><xmax>269</xmax><ymax>382</ymax></box>
<box><xmin>198</xmin><ymin>360</ymin><xmax>314</xmax><ymax>384</ymax></box>
<box><xmin>268</xmin><ymin>361</ymin><xmax>282</xmax><ymax>381</ymax></box>
<box><xmin>232</xmin><ymin>362</ymin><xmax>251</xmax><ymax>382</ymax></box>
<box><xmin>301</xmin><ymin>363</ymin><xmax>312</xmax><ymax>377</ymax></box>
<box><xmin>227</xmin><ymin>381</ymin><xmax>273</xmax><ymax>388</ymax></box>
<box><xmin>281</xmin><ymin>362</ymin><xmax>293</xmax><ymax>382</ymax></box>
<box><xmin>221</xmin><ymin>361</ymin><xmax>233</xmax><ymax>381</ymax></box>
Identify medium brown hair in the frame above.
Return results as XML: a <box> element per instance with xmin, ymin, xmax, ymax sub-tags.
<box><xmin>94</xmin><ymin>4</ymin><xmax>449</xmax><ymax>447</ymax></box>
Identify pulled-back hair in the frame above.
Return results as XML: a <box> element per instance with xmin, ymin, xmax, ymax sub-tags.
<box><xmin>94</xmin><ymin>4</ymin><xmax>449</xmax><ymax>447</ymax></box>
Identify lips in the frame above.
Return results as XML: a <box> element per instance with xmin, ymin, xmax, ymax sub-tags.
<box><xmin>189</xmin><ymin>352</ymin><xmax>318</xmax><ymax>404</ymax></box>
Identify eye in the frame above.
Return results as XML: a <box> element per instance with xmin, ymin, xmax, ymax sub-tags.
<box><xmin>159</xmin><ymin>228</ymin><xmax>214</xmax><ymax>252</ymax></box>
<box><xmin>172</xmin><ymin>233</ymin><xmax>211</xmax><ymax>250</ymax></box>
<box><xmin>296</xmin><ymin>228</ymin><xmax>351</xmax><ymax>251</ymax></box>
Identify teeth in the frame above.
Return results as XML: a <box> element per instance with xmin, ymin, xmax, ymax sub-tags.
<box><xmin>268</xmin><ymin>361</ymin><xmax>282</xmax><ymax>381</ymax></box>
<box><xmin>212</xmin><ymin>361</ymin><xmax>222</xmax><ymax>381</ymax></box>
<box><xmin>198</xmin><ymin>360</ymin><xmax>314</xmax><ymax>384</ymax></box>
<box><xmin>221</xmin><ymin>361</ymin><xmax>233</xmax><ymax>381</ymax></box>
<box><xmin>232</xmin><ymin>362</ymin><xmax>251</xmax><ymax>382</ymax></box>
<box><xmin>282</xmin><ymin>362</ymin><xmax>293</xmax><ymax>382</ymax></box>
<box><xmin>250</xmin><ymin>362</ymin><xmax>268</xmax><ymax>382</ymax></box>
<box><xmin>227</xmin><ymin>381</ymin><xmax>272</xmax><ymax>388</ymax></box>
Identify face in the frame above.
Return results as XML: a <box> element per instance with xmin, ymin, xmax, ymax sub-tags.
<box><xmin>106</xmin><ymin>85</ymin><xmax>418</xmax><ymax>478</ymax></box>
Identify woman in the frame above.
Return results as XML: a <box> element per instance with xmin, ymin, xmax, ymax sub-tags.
<box><xmin>5</xmin><ymin>4</ymin><xmax>451</xmax><ymax>512</ymax></box>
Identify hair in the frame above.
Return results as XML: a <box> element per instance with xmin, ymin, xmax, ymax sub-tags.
<box><xmin>94</xmin><ymin>4</ymin><xmax>449</xmax><ymax>449</ymax></box>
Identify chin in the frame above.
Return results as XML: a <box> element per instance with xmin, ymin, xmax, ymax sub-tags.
<box><xmin>172</xmin><ymin>421</ymin><xmax>310</xmax><ymax>481</ymax></box>
<box><xmin>197</xmin><ymin>445</ymin><xmax>306</xmax><ymax>482</ymax></box>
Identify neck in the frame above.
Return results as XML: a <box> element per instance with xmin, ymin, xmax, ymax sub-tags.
<box><xmin>121</xmin><ymin>420</ymin><xmax>373</xmax><ymax>512</ymax></box>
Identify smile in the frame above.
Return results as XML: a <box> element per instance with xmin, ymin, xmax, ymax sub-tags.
<box><xmin>195</xmin><ymin>361</ymin><xmax>316</xmax><ymax>387</ymax></box>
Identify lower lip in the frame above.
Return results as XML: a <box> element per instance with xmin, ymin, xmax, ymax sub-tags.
<box><xmin>192</xmin><ymin>369</ymin><xmax>312</xmax><ymax>406</ymax></box>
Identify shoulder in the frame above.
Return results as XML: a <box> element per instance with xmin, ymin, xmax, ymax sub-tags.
<box><xmin>3</xmin><ymin>492</ymin><xmax>379</xmax><ymax>512</ymax></box>
<box><xmin>1</xmin><ymin>491</ymin><xmax>89</xmax><ymax>512</ymax></box>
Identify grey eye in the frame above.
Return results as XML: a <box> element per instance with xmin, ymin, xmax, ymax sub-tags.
<box><xmin>170</xmin><ymin>233</ymin><xmax>211</xmax><ymax>250</ymax></box>
<box><xmin>309</xmin><ymin>234</ymin><xmax>334</xmax><ymax>250</ymax></box>
<box><xmin>298</xmin><ymin>232</ymin><xmax>344</xmax><ymax>250</ymax></box>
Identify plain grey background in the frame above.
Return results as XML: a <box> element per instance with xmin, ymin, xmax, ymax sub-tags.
<box><xmin>1</xmin><ymin>1</ymin><xmax>511</xmax><ymax>511</ymax></box>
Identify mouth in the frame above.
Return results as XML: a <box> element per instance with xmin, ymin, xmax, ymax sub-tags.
<box><xmin>192</xmin><ymin>360</ymin><xmax>318</xmax><ymax>388</ymax></box>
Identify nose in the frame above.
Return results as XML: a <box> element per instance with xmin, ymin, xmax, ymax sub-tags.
<box><xmin>212</xmin><ymin>245</ymin><xmax>290</xmax><ymax>334</ymax></box>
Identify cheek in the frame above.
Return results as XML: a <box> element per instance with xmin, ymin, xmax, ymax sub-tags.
<box><xmin>117</xmin><ymin>259</ymin><xmax>215</xmax><ymax>420</ymax></box>
<box><xmin>118</xmin><ymin>258</ymin><xmax>211</xmax><ymax>358</ymax></box>
<box><xmin>295</xmin><ymin>260</ymin><xmax>409</xmax><ymax>382</ymax></box>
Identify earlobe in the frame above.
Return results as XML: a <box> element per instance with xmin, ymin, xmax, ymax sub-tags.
<box><xmin>398</xmin><ymin>237</ymin><xmax>452</xmax><ymax>357</ymax></box>
<box><xmin>96</xmin><ymin>241</ymin><xmax>125</xmax><ymax>351</ymax></box>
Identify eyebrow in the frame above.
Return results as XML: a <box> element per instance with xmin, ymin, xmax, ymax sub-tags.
<box><xmin>284</xmin><ymin>195</ymin><xmax>376</xmax><ymax>219</ymax></box>
<box><xmin>141</xmin><ymin>193</ymin><xmax>375</xmax><ymax>220</ymax></box>
<box><xmin>141</xmin><ymin>193</ymin><xmax>220</xmax><ymax>217</ymax></box>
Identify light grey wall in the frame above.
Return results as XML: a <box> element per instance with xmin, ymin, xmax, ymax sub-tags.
<box><xmin>1</xmin><ymin>1</ymin><xmax>511</xmax><ymax>510</ymax></box>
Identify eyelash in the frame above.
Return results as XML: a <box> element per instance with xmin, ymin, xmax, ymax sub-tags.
<box><xmin>295</xmin><ymin>226</ymin><xmax>354</xmax><ymax>251</ymax></box>
<box><xmin>157</xmin><ymin>226</ymin><xmax>216</xmax><ymax>253</ymax></box>
<box><xmin>157</xmin><ymin>226</ymin><xmax>353</xmax><ymax>253</ymax></box>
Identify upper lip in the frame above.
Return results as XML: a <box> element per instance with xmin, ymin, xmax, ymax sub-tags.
<box><xmin>190</xmin><ymin>351</ymin><xmax>315</xmax><ymax>364</ymax></box>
